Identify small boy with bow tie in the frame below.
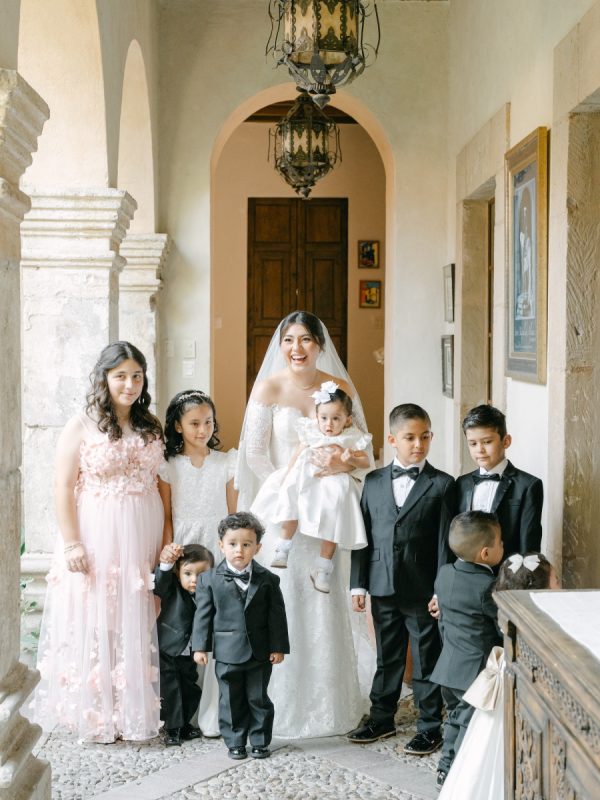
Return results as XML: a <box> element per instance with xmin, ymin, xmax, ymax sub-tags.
<box><xmin>192</xmin><ymin>512</ymin><xmax>289</xmax><ymax>761</ymax></box>
<box><xmin>456</xmin><ymin>404</ymin><xmax>543</xmax><ymax>556</ymax></box>
<box><xmin>348</xmin><ymin>404</ymin><xmax>455</xmax><ymax>757</ymax></box>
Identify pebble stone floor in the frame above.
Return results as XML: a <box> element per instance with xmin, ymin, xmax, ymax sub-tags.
<box><xmin>34</xmin><ymin>697</ymin><xmax>440</xmax><ymax>800</ymax></box>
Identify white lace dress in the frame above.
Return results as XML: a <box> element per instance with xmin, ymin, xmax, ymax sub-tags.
<box><xmin>242</xmin><ymin>401</ymin><xmax>366</xmax><ymax>738</ymax></box>
<box><xmin>158</xmin><ymin>448</ymin><xmax>236</xmax><ymax>738</ymax></box>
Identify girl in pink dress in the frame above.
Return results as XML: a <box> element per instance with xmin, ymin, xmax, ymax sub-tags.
<box><xmin>31</xmin><ymin>342</ymin><xmax>165</xmax><ymax>743</ymax></box>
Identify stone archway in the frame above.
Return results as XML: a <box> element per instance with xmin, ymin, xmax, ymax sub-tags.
<box><xmin>210</xmin><ymin>85</ymin><xmax>394</xmax><ymax>454</ymax></box>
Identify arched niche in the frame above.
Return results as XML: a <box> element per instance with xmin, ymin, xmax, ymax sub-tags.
<box><xmin>18</xmin><ymin>0</ymin><xmax>108</xmax><ymax>186</ymax></box>
<box><xmin>117</xmin><ymin>39</ymin><xmax>155</xmax><ymax>232</ymax></box>
<box><xmin>210</xmin><ymin>84</ymin><xmax>394</xmax><ymax>453</ymax></box>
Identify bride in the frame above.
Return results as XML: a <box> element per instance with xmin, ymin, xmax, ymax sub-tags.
<box><xmin>236</xmin><ymin>311</ymin><xmax>373</xmax><ymax>739</ymax></box>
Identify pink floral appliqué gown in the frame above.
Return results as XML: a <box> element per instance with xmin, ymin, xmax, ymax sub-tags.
<box><xmin>32</xmin><ymin>414</ymin><xmax>164</xmax><ymax>742</ymax></box>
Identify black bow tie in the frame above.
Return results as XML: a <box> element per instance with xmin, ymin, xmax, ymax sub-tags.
<box><xmin>224</xmin><ymin>569</ymin><xmax>250</xmax><ymax>584</ymax></box>
<box><xmin>473</xmin><ymin>473</ymin><xmax>501</xmax><ymax>484</ymax></box>
<box><xmin>392</xmin><ymin>466</ymin><xmax>420</xmax><ymax>481</ymax></box>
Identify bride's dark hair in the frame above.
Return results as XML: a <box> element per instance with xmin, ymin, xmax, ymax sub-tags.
<box><xmin>85</xmin><ymin>341</ymin><xmax>162</xmax><ymax>443</ymax></box>
<box><xmin>279</xmin><ymin>311</ymin><xmax>326</xmax><ymax>350</ymax></box>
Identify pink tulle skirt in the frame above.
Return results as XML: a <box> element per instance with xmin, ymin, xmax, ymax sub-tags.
<box><xmin>31</xmin><ymin>488</ymin><xmax>163</xmax><ymax>742</ymax></box>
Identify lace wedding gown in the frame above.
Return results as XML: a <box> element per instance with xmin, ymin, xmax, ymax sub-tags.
<box><xmin>242</xmin><ymin>401</ymin><xmax>367</xmax><ymax>739</ymax></box>
<box><xmin>31</xmin><ymin>414</ymin><xmax>164</xmax><ymax>742</ymax></box>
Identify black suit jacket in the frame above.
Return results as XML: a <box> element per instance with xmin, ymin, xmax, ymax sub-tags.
<box><xmin>153</xmin><ymin>566</ymin><xmax>197</xmax><ymax>657</ymax></box>
<box><xmin>350</xmin><ymin>461</ymin><xmax>455</xmax><ymax>601</ymax></box>
<box><xmin>431</xmin><ymin>560</ymin><xmax>502</xmax><ymax>692</ymax></box>
<box><xmin>456</xmin><ymin>460</ymin><xmax>543</xmax><ymax>555</ymax></box>
<box><xmin>191</xmin><ymin>560</ymin><xmax>290</xmax><ymax>665</ymax></box>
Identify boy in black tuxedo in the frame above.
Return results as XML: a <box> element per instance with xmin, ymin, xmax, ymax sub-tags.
<box><xmin>457</xmin><ymin>404</ymin><xmax>543</xmax><ymax>555</ymax></box>
<box><xmin>154</xmin><ymin>543</ymin><xmax>214</xmax><ymax>746</ymax></box>
<box><xmin>347</xmin><ymin>404</ymin><xmax>454</xmax><ymax>755</ymax></box>
<box><xmin>430</xmin><ymin>511</ymin><xmax>504</xmax><ymax>789</ymax></box>
<box><xmin>192</xmin><ymin>512</ymin><xmax>289</xmax><ymax>761</ymax></box>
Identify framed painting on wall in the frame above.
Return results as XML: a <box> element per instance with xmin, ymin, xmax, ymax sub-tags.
<box><xmin>505</xmin><ymin>127</ymin><xmax>548</xmax><ymax>383</ymax></box>
<box><xmin>441</xmin><ymin>335</ymin><xmax>454</xmax><ymax>398</ymax></box>
<box><xmin>358</xmin><ymin>240</ymin><xmax>379</xmax><ymax>268</ymax></box>
<box><xmin>359</xmin><ymin>280</ymin><xmax>381</xmax><ymax>308</ymax></box>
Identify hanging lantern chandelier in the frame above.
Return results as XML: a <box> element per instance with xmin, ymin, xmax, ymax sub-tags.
<box><xmin>269</xmin><ymin>90</ymin><xmax>341</xmax><ymax>198</ymax></box>
<box><xmin>267</xmin><ymin>1</ymin><xmax>380</xmax><ymax>109</ymax></box>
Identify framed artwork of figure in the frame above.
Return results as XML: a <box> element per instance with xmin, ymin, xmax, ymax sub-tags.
<box><xmin>359</xmin><ymin>280</ymin><xmax>381</xmax><ymax>308</ymax></box>
<box><xmin>358</xmin><ymin>240</ymin><xmax>379</xmax><ymax>268</ymax></box>
<box><xmin>505</xmin><ymin>127</ymin><xmax>548</xmax><ymax>383</ymax></box>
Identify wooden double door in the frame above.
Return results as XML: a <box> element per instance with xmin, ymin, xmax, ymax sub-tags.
<box><xmin>247</xmin><ymin>197</ymin><xmax>348</xmax><ymax>394</ymax></box>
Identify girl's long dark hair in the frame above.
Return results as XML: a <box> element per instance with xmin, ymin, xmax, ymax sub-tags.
<box><xmin>85</xmin><ymin>341</ymin><xmax>162</xmax><ymax>443</ymax></box>
<box><xmin>164</xmin><ymin>390</ymin><xmax>221</xmax><ymax>460</ymax></box>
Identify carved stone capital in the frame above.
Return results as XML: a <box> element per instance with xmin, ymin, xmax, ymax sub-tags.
<box><xmin>0</xmin><ymin>69</ymin><xmax>49</xmax><ymax>187</ymax></box>
<box><xmin>120</xmin><ymin>232</ymin><xmax>169</xmax><ymax>292</ymax></box>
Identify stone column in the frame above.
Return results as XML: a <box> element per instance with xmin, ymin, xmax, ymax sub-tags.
<box><xmin>119</xmin><ymin>233</ymin><xmax>169</xmax><ymax>409</ymax></box>
<box><xmin>0</xmin><ymin>69</ymin><xmax>51</xmax><ymax>800</ymax></box>
<box><xmin>19</xmin><ymin>190</ymin><xmax>137</xmax><ymax>618</ymax></box>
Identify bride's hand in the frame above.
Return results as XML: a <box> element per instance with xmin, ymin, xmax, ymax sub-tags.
<box><xmin>311</xmin><ymin>445</ymin><xmax>353</xmax><ymax>477</ymax></box>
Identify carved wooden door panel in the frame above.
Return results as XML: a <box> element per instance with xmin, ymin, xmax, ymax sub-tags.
<box><xmin>247</xmin><ymin>197</ymin><xmax>347</xmax><ymax>395</ymax></box>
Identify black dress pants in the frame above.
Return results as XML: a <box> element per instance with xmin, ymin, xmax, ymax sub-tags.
<box><xmin>369</xmin><ymin>594</ymin><xmax>443</xmax><ymax>732</ymax></box>
<box><xmin>159</xmin><ymin>652</ymin><xmax>202</xmax><ymax>730</ymax></box>
<box><xmin>215</xmin><ymin>658</ymin><xmax>274</xmax><ymax>749</ymax></box>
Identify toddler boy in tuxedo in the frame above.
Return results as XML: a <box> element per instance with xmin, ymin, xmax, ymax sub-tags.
<box><xmin>154</xmin><ymin>543</ymin><xmax>214</xmax><ymax>746</ymax></box>
<box><xmin>192</xmin><ymin>512</ymin><xmax>289</xmax><ymax>761</ymax></box>
<box><xmin>457</xmin><ymin>404</ymin><xmax>543</xmax><ymax>555</ymax></box>
<box><xmin>347</xmin><ymin>404</ymin><xmax>454</xmax><ymax>756</ymax></box>
<box><xmin>430</xmin><ymin>510</ymin><xmax>504</xmax><ymax>789</ymax></box>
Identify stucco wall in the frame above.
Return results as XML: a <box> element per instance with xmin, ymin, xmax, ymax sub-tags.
<box><xmin>0</xmin><ymin>0</ymin><xmax>20</xmax><ymax>69</ymax></box>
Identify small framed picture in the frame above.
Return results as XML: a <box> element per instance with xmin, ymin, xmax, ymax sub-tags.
<box><xmin>443</xmin><ymin>263</ymin><xmax>455</xmax><ymax>322</ymax></box>
<box><xmin>358</xmin><ymin>240</ymin><xmax>380</xmax><ymax>268</ymax></box>
<box><xmin>359</xmin><ymin>280</ymin><xmax>381</xmax><ymax>309</ymax></box>
<box><xmin>441</xmin><ymin>335</ymin><xmax>454</xmax><ymax>398</ymax></box>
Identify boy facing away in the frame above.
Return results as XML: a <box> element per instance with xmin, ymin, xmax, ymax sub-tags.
<box><xmin>430</xmin><ymin>511</ymin><xmax>504</xmax><ymax>790</ymax></box>
<box><xmin>154</xmin><ymin>543</ymin><xmax>214</xmax><ymax>746</ymax></box>
<box><xmin>192</xmin><ymin>512</ymin><xmax>289</xmax><ymax>761</ymax></box>
<box><xmin>348</xmin><ymin>404</ymin><xmax>455</xmax><ymax>756</ymax></box>
<box><xmin>457</xmin><ymin>404</ymin><xmax>543</xmax><ymax>555</ymax></box>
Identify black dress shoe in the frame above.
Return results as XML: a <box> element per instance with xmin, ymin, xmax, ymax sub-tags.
<box><xmin>163</xmin><ymin>728</ymin><xmax>182</xmax><ymax>747</ymax></box>
<box><xmin>404</xmin><ymin>729</ymin><xmax>443</xmax><ymax>755</ymax></box>
<box><xmin>180</xmin><ymin>724</ymin><xmax>202</xmax><ymax>740</ymax></box>
<box><xmin>436</xmin><ymin>769</ymin><xmax>447</xmax><ymax>790</ymax></box>
<box><xmin>250</xmin><ymin>746</ymin><xmax>270</xmax><ymax>759</ymax></box>
<box><xmin>228</xmin><ymin>746</ymin><xmax>247</xmax><ymax>760</ymax></box>
<box><xmin>347</xmin><ymin>718</ymin><xmax>397</xmax><ymax>743</ymax></box>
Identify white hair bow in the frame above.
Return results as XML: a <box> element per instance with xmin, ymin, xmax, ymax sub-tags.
<box><xmin>507</xmin><ymin>553</ymin><xmax>540</xmax><ymax>573</ymax></box>
<box><xmin>311</xmin><ymin>380</ymin><xmax>339</xmax><ymax>405</ymax></box>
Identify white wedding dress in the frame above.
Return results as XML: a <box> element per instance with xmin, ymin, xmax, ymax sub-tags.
<box><xmin>243</xmin><ymin>400</ymin><xmax>367</xmax><ymax>739</ymax></box>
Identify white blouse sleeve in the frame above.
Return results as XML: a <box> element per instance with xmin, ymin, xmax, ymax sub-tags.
<box><xmin>158</xmin><ymin>460</ymin><xmax>172</xmax><ymax>484</ymax></box>
<box><xmin>243</xmin><ymin>402</ymin><xmax>276</xmax><ymax>482</ymax></box>
<box><xmin>225</xmin><ymin>448</ymin><xmax>238</xmax><ymax>481</ymax></box>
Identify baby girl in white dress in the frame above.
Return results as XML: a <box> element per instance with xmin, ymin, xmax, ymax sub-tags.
<box><xmin>251</xmin><ymin>382</ymin><xmax>370</xmax><ymax>593</ymax></box>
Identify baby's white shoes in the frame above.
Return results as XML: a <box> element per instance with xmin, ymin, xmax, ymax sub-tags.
<box><xmin>271</xmin><ymin>548</ymin><xmax>289</xmax><ymax>569</ymax></box>
<box><xmin>310</xmin><ymin>568</ymin><xmax>331</xmax><ymax>593</ymax></box>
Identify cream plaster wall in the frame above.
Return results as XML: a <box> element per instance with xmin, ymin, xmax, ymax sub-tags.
<box><xmin>446</xmin><ymin>0</ymin><xmax>600</xmax><ymax>548</ymax></box>
<box><xmin>158</xmin><ymin>0</ymin><xmax>450</xmax><ymax>468</ymax></box>
<box><xmin>212</xmin><ymin>122</ymin><xmax>385</xmax><ymax>454</ymax></box>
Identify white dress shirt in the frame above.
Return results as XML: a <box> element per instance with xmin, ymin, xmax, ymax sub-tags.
<box><xmin>225</xmin><ymin>560</ymin><xmax>252</xmax><ymax>592</ymax></box>
<box><xmin>392</xmin><ymin>457</ymin><xmax>426</xmax><ymax>508</ymax></box>
<box><xmin>471</xmin><ymin>458</ymin><xmax>508</xmax><ymax>512</ymax></box>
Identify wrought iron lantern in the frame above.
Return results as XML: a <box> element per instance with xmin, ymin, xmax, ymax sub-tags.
<box><xmin>269</xmin><ymin>90</ymin><xmax>341</xmax><ymax>198</ymax></box>
<box><xmin>267</xmin><ymin>1</ymin><xmax>380</xmax><ymax>108</ymax></box>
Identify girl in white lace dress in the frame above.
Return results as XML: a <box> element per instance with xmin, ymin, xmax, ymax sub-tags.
<box><xmin>251</xmin><ymin>383</ymin><xmax>370</xmax><ymax>593</ymax></box>
<box><xmin>158</xmin><ymin>390</ymin><xmax>237</xmax><ymax>736</ymax></box>
<box><xmin>31</xmin><ymin>342</ymin><xmax>164</xmax><ymax>743</ymax></box>
<box><xmin>236</xmin><ymin>311</ymin><xmax>374</xmax><ymax>739</ymax></box>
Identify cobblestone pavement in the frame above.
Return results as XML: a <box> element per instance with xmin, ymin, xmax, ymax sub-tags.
<box><xmin>35</xmin><ymin>696</ymin><xmax>440</xmax><ymax>800</ymax></box>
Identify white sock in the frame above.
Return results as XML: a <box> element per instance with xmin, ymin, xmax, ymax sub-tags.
<box><xmin>276</xmin><ymin>538</ymin><xmax>293</xmax><ymax>552</ymax></box>
<box><xmin>315</xmin><ymin>555</ymin><xmax>334</xmax><ymax>573</ymax></box>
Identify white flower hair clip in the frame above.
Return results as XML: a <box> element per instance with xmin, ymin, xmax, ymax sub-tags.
<box><xmin>311</xmin><ymin>381</ymin><xmax>340</xmax><ymax>405</ymax></box>
<box><xmin>507</xmin><ymin>553</ymin><xmax>540</xmax><ymax>574</ymax></box>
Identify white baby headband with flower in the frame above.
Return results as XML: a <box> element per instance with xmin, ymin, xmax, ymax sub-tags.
<box><xmin>311</xmin><ymin>380</ymin><xmax>340</xmax><ymax>405</ymax></box>
<box><xmin>507</xmin><ymin>554</ymin><xmax>540</xmax><ymax>573</ymax></box>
